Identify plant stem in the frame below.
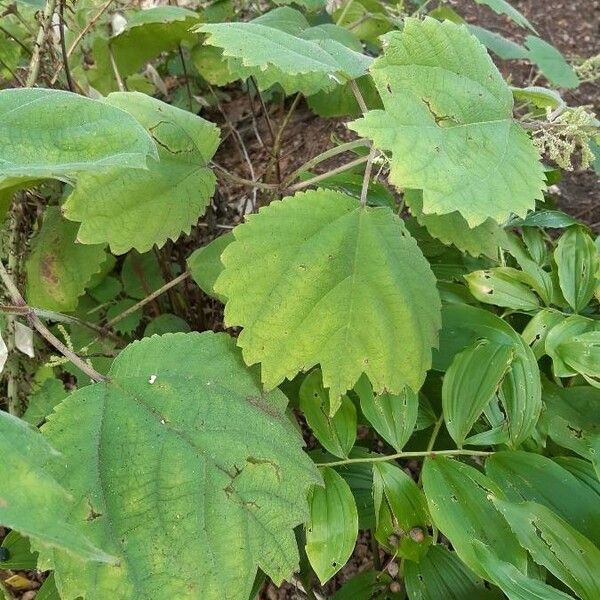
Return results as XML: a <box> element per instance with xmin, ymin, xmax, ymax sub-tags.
<box><xmin>58</xmin><ymin>0</ymin><xmax>75</xmax><ymax>92</ymax></box>
<box><xmin>349</xmin><ymin>79</ymin><xmax>368</xmax><ymax>113</ymax></box>
<box><xmin>0</xmin><ymin>259</ymin><xmax>108</xmax><ymax>383</ymax></box>
<box><xmin>106</xmin><ymin>271</ymin><xmax>190</xmax><ymax>328</ymax></box>
<box><xmin>0</xmin><ymin>25</ymin><xmax>31</xmax><ymax>56</ymax></box>
<box><xmin>417</xmin><ymin>414</ymin><xmax>444</xmax><ymax>486</ymax></box>
<box><xmin>108</xmin><ymin>42</ymin><xmax>126</xmax><ymax>91</ymax></box>
<box><xmin>283</xmin><ymin>139</ymin><xmax>371</xmax><ymax>187</ymax></box>
<box><xmin>318</xmin><ymin>449</ymin><xmax>493</xmax><ymax>468</ymax></box>
<box><xmin>50</xmin><ymin>0</ymin><xmax>115</xmax><ymax>84</ymax></box>
<box><xmin>211</xmin><ymin>161</ymin><xmax>280</xmax><ymax>191</ymax></box>
<box><xmin>336</xmin><ymin>0</ymin><xmax>355</xmax><ymax>25</ymax></box>
<box><xmin>360</xmin><ymin>147</ymin><xmax>376</xmax><ymax>207</ymax></box>
<box><xmin>26</xmin><ymin>0</ymin><xmax>57</xmax><ymax>86</ymax></box>
<box><xmin>286</xmin><ymin>154</ymin><xmax>370</xmax><ymax>193</ymax></box>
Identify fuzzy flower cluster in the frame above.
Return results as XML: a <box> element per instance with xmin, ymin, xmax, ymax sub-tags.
<box><xmin>575</xmin><ymin>54</ymin><xmax>600</xmax><ymax>84</ymax></box>
<box><xmin>531</xmin><ymin>106</ymin><xmax>599</xmax><ymax>171</ymax></box>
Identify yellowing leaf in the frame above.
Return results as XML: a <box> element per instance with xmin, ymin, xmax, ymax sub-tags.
<box><xmin>39</xmin><ymin>332</ymin><xmax>320</xmax><ymax>600</ymax></box>
<box><xmin>215</xmin><ymin>189</ymin><xmax>441</xmax><ymax>411</ymax></box>
<box><xmin>350</xmin><ymin>18</ymin><xmax>544</xmax><ymax>227</ymax></box>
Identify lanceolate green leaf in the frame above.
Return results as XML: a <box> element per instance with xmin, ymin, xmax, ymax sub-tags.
<box><xmin>422</xmin><ymin>457</ymin><xmax>526</xmax><ymax>579</ymax></box>
<box><xmin>554</xmin><ymin>226</ymin><xmax>599</xmax><ymax>313</ymax></box>
<box><xmin>350</xmin><ymin>18</ymin><xmax>544</xmax><ymax>227</ymax></box>
<box><xmin>486</xmin><ymin>451</ymin><xmax>600</xmax><ymax>546</ymax></box>
<box><xmin>354</xmin><ymin>375</ymin><xmax>418</xmax><ymax>452</ymax></box>
<box><xmin>25</xmin><ymin>207</ymin><xmax>107</xmax><ymax>312</ymax></box>
<box><xmin>300</xmin><ymin>370</ymin><xmax>357</xmax><ymax>459</ymax></box>
<box><xmin>215</xmin><ymin>189</ymin><xmax>441</xmax><ymax>412</ymax></box>
<box><xmin>0</xmin><ymin>88</ymin><xmax>156</xmax><ymax>179</ymax></box>
<box><xmin>305</xmin><ymin>467</ymin><xmax>358</xmax><ymax>583</ymax></box>
<box><xmin>525</xmin><ymin>36</ymin><xmax>580</xmax><ymax>89</ymax></box>
<box><xmin>473</xmin><ymin>0</ymin><xmax>535</xmax><ymax>31</ymax></box>
<box><xmin>197</xmin><ymin>8</ymin><xmax>371</xmax><ymax>95</ymax></box>
<box><xmin>404</xmin><ymin>545</ymin><xmax>502</xmax><ymax>600</ymax></box>
<box><xmin>404</xmin><ymin>190</ymin><xmax>507</xmax><ymax>259</ymax></box>
<box><xmin>442</xmin><ymin>339</ymin><xmax>513</xmax><ymax>447</ymax></box>
<box><xmin>373</xmin><ymin>462</ymin><xmax>431</xmax><ymax>561</ymax></box>
<box><xmin>39</xmin><ymin>333</ymin><xmax>321</xmax><ymax>600</ymax></box>
<box><xmin>494</xmin><ymin>500</ymin><xmax>600</xmax><ymax>600</ymax></box>
<box><xmin>471</xmin><ymin>540</ymin><xmax>575</xmax><ymax>600</ymax></box>
<box><xmin>0</xmin><ymin>411</ymin><xmax>111</xmax><ymax>563</ymax></box>
<box><xmin>63</xmin><ymin>93</ymin><xmax>219</xmax><ymax>254</ymax></box>
<box><xmin>468</xmin><ymin>25</ymin><xmax>528</xmax><ymax>60</ymax></box>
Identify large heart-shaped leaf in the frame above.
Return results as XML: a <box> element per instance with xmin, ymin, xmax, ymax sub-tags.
<box><xmin>63</xmin><ymin>93</ymin><xmax>219</xmax><ymax>254</ymax></box>
<box><xmin>38</xmin><ymin>332</ymin><xmax>321</xmax><ymax>600</ymax></box>
<box><xmin>350</xmin><ymin>18</ymin><xmax>544</xmax><ymax>227</ymax></box>
<box><xmin>0</xmin><ymin>88</ymin><xmax>156</xmax><ymax>179</ymax></box>
<box><xmin>197</xmin><ymin>8</ymin><xmax>371</xmax><ymax>95</ymax></box>
<box><xmin>215</xmin><ymin>189</ymin><xmax>441</xmax><ymax>412</ymax></box>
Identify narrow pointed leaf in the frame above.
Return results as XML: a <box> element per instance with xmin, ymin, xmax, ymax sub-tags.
<box><xmin>473</xmin><ymin>0</ymin><xmax>535</xmax><ymax>30</ymax></box>
<box><xmin>422</xmin><ymin>457</ymin><xmax>526</xmax><ymax>578</ymax></box>
<box><xmin>494</xmin><ymin>500</ymin><xmax>600</xmax><ymax>600</ymax></box>
<box><xmin>215</xmin><ymin>189</ymin><xmax>441</xmax><ymax>411</ymax></box>
<box><xmin>355</xmin><ymin>375</ymin><xmax>418</xmax><ymax>452</ymax></box>
<box><xmin>305</xmin><ymin>467</ymin><xmax>358</xmax><ymax>583</ymax></box>
<box><xmin>442</xmin><ymin>339</ymin><xmax>513</xmax><ymax>447</ymax></box>
<box><xmin>300</xmin><ymin>369</ymin><xmax>357</xmax><ymax>458</ymax></box>
<box><xmin>465</xmin><ymin>268</ymin><xmax>540</xmax><ymax>310</ymax></box>
<box><xmin>525</xmin><ymin>36</ymin><xmax>580</xmax><ymax>89</ymax></box>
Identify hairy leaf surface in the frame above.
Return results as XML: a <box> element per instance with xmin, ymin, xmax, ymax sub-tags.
<box><xmin>0</xmin><ymin>88</ymin><xmax>156</xmax><ymax>179</ymax></box>
<box><xmin>197</xmin><ymin>8</ymin><xmax>371</xmax><ymax>95</ymax></box>
<box><xmin>215</xmin><ymin>189</ymin><xmax>441</xmax><ymax>411</ymax></box>
<box><xmin>39</xmin><ymin>333</ymin><xmax>321</xmax><ymax>600</ymax></box>
<box><xmin>63</xmin><ymin>93</ymin><xmax>219</xmax><ymax>254</ymax></box>
<box><xmin>350</xmin><ymin>18</ymin><xmax>544</xmax><ymax>227</ymax></box>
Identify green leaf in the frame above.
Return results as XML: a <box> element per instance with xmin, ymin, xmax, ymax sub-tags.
<box><xmin>0</xmin><ymin>531</ymin><xmax>38</xmax><ymax>570</ymax></box>
<box><xmin>554</xmin><ymin>226</ymin><xmax>599</xmax><ymax>313</ymax></box>
<box><xmin>144</xmin><ymin>314</ymin><xmax>190</xmax><ymax>337</ymax></box>
<box><xmin>373</xmin><ymin>462</ymin><xmax>431</xmax><ymax>561</ymax></box>
<box><xmin>0</xmin><ymin>411</ymin><xmax>112</xmax><ymax>562</ymax></box>
<box><xmin>525</xmin><ymin>36</ymin><xmax>580</xmax><ymax>89</ymax></box>
<box><xmin>110</xmin><ymin>7</ymin><xmax>201</xmax><ymax>77</ymax></box>
<box><xmin>442</xmin><ymin>339</ymin><xmax>513</xmax><ymax>447</ymax></box>
<box><xmin>300</xmin><ymin>370</ymin><xmax>357</xmax><ymax>458</ymax></box>
<box><xmin>471</xmin><ymin>540</ymin><xmax>575</xmax><ymax>600</ymax></box>
<box><xmin>25</xmin><ymin>207</ymin><xmax>107</xmax><ymax>312</ymax></box>
<box><xmin>405</xmin><ymin>544</ymin><xmax>502</xmax><ymax>600</ymax></box>
<box><xmin>404</xmin><ymin>190</ymin><xmax>507</xmax><ymax>259</ymax></box>
<box><xmin>465</xmin><ymin>267</ymin><xmax>541</xmax><ymax>310</ymax></box>
<box><xmin>494</xmin><ymin>500</ymin><xmax>600</xmax><ymax>600</ymax></box>
<box><xmin>39</xmin><ymin>332</ymin><xmax>321</xmax><ymax>600</ymax></box>
<box><xmin>307</xmin><ymin>75</ymin><xmax>382</xmax><ymax>118</ymax></box>
<box><xmin>215</xmin><ymin>189</ymin><xmax>441</xmax><ymax>411</ymax></box>
<box><xmin>354</xmin><ymin>374</ymin><xmax>418</xmax><ymax>452</ymax></box>
<box><xmin>121</xmin><ymin>251</ymin><xmax>165</xmax><ymax>300</ymax></box>
<box><xmin>0</xmin><ymin>88</ymin><xmax>156</xmax><ymax>179</ymax></box>
<box><xmin>486</xmin><ymin>451</ymin><xmax>600</xmax><ymax>546</ymax></box>
<box><xmin>349</xmin><ymin>18</ymin><xmax>544</xmax><ymax>227</ymax></box>
<box><xmin>473</xmin><ymin>0</ymin><xmax>535</xmax><ymax>30</ymax></box>
<box><xmin>273</xmin><ymin>0</ymin><xmax>326</xmax><ymax>12</ymax></box>
<box><xmin>22</xmin><ymin>378</ymin><xmax>67</xmax><ymax>427</ymax></box>
<box><xmin>197</xmin><ymin>8</ymin><xmax>371</xmax><ymax>95</ymax></box>
<box><xmin>63</xmin><ymin>93</ymin><xmax>219</xmax><ymax>254</ymax></box>
<box><xmin>422</xmin><ymin>457</ymin><xmax>526</xmax><ymax>579</ymax></box>
<box><xmin>509</xmin><ymin>209</ymin><xmax>578</xmax><ymax>228</ymax></box>
<box><xmin>511</xmin><ymin>86</ymin><xmax>566</xmax><ymax>111</ymax></box>
<box><xmin>331</xmin><ymin>570</ymin><xmax>397</xmax><ymax>600</ymax></box>
<box><xmin>106</xmin><ymin>298</ymin><xmax>142</xmax><ymax>335</ymax></box>
<box><xmin>36</xmin><ymin>574</ymin><xmax>61</xmax><ymax>600</ymax></box>
<box><xmin>188</xmin><ymin>233</ymin><xmax>234</xmax><ymax>302</ymax></box>
<box><xmin>554</xmin><ymin>457</ymin><xmax>600</xmax><ymax>498</ymax></box>
<box><xmin>468</xmin><ymin>25</ymin><xmax>528</xmax><ymax>60</ymax></box>
<box><xmin>305</xmin><ymin>467</ymin><xmax>358</xmax><ymax>583</ymax></box>
<box><xmin>191</xmin><ymin>44</ymin><xmax>236</xmax><ymax>86</ymax></box>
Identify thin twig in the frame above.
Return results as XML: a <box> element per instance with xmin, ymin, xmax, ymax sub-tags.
<box><xmin>359</xmin><ymin>147</ymin><xmax>377</xmax><ymax>207</ymax></box>
<box><xmin>26</xmin><ymin>0</ymin><xmax>58</xmax><ymax>87</ymax></box>
<box><xmin>286</xmin><ymin>155</ymin><xmax>370</xmax><ymax>193</ymax></box>
<box><xmin>177</xmin><ymin>44</ymin><xmax>194</xmax><ymax>112</ymax></box>
<box><xmin>108</xmin><ymin>42</ymin><xmax>125</xmax><ymax>91</ymax></box>
<box><xmin>349</xmin><ymin>78</ymin><xmax>368</xmax><ymax>113</ymax></box>
<box><xmin>0</xmin><ymin>56</ymin><xmax>25</xmax><ymax>85</ymax></box>
<box><xmin>0</xmin><ymin>25</ymin><xmax>31</xmax><ymax>56</ymax></box>
<box><xmin>106</xmin><ymin>271</ymin><xmax>190</xmax><ymax>328</ymax></box>
<box><xmin>0</xmin><ymin>259</ymin><xmax>107</xmax><ymax>383</ymax></box>
<box><xmin>58</xmin><ymin>0</ymin><xmax>75</xmax><ymax>91</ymax></box>
<box><xmin>50</xmin><ymin>0</ymin><xmax>114</xmax><ymax>84</ymax></box>
<box><xmin>319</xmin><ymin>449</ymin><xmax>494</xmax><ymax>468</ymax></box>
<box><xmin>211</xmin><ymin>161</ymin><xmax>279</xmax><ymax>191</ymax></box>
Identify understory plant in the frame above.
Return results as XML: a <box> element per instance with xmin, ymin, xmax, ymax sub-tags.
<box><xmin>0</xmin><ymin>0</ymin><xmax>599</xmax><ymax>598</ymax></box>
